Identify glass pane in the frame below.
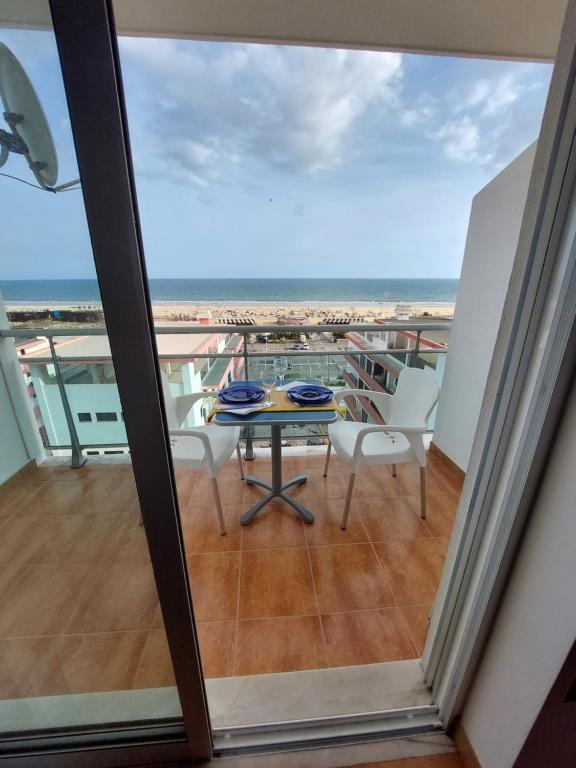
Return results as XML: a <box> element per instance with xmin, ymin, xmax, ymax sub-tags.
<box><xmin>113</xmin><ymin>20</ymin><xmax>553</xmax><ymax>727</ymax></box>
<box><xmin>0</xmin><ymin>3</ymin><xmax>181</xmax><ymax>735</ymax></box>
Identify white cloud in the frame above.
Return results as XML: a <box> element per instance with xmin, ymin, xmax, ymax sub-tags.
<box><xmin>401</xmin><ymin>104</ymin><xmax>435</xmax><ymax>127</ymax></box>
<box><xmin>119</xmin><ymin>39</ymin><xmax>402</xmax><ymax>183</ymax></box>
<box><xmin>434</xmin><ymin>116</ymin><xmax>490</xmax><ymax>163</ymax></box>
<box><xmin>481</xmin><ymin>73</ymin><xmax>521</xmax><ymax>117</ymax></box>
<box><xmin>454</xmin><ymin>72</ymin><xmax>520</xmax><ymax>118</ymax></box>
<box><xmin>433</xmin><ymin>68</ymin><xmax>542</xmax><ymax>168</ymax></box>
<box><xmin>455</xmin><ymin>79</ymin><xmax>491</xmax><ymax>112</ymax></box>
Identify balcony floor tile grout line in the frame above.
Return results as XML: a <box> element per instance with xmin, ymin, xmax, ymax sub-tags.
<box><xmin>228</xmin><ymin>520</ymin><xmax>247</xmax><ymax>676</ymax></box>
<box><xmin>303</xmin><ymin>518</ymin><xmax>328</xmax><ymax>660</ymax></box>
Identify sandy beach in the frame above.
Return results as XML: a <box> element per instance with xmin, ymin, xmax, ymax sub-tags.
<box><xmin>151</xmin><ymin>302</ymin><xmax>454</xmax><ymax>324</ymax></box>
<box><xmin>5</xmin><ymin>300</ymin><xmax>455</xmax><ymax>326</ymax></box>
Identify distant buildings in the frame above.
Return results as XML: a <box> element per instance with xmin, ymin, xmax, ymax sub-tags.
<box><xmin>25</xmin><ymin>328</ymin><xmax>242</xmax><ymax>456</ymax></box>
<box><xmin>343</xmin><ymin>321</ymin><xmax>448</xmax><ymax>427</ymax></box>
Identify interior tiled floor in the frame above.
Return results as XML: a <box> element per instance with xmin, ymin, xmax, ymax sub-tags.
<box><xmin>0</xmin><ymin>450</ymin><xmax>462</xmax><ymax>697</ymax></box>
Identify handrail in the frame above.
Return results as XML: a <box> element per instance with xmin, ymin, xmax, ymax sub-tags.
<box><xmin>0</xmin><ymin>320</ymin><xmax>451</xmax><ymax>338</ymax></box>
<box><xmin>18</xmin><ymin>347</ymin><xmax>447</xmax><ymax>364</ymax></box>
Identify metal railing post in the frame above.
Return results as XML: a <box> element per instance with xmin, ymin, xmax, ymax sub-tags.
<box><xmin>410</xmin><ymin>330</ymin><xmax>422</xmax><ymax>368</ymax></box>
<box><xmin>48</xmin><ymin>338</ymin><xmax>86</xmax><ymax>468</ymax></box>
<box><xmin>242</xmin><ymin>331</ymin><xmax>255</xmax><ymax>461</ymax></box>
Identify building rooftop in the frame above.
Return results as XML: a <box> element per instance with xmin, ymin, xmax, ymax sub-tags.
<box><xmin>26</xmin><ymin>328</ymin><xmax>225</xmax><ymax>361</ymax></box>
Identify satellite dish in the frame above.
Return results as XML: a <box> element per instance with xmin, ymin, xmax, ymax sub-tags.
<box><xmin>0</xmin><ymin>42</ymin><xmax>79</xmax><ymax>192</ymax></box>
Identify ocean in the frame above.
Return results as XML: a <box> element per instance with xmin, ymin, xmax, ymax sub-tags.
<box><xmin>0</xmin><ymin>278</ymin><xmax>458</xmax><ymax>305</ymax></box>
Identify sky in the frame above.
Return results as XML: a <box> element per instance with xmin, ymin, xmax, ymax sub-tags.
<box><xmin>0</xmin><ymin>29</ymin><xmax>553</xmax><ymax>281</ymax></box>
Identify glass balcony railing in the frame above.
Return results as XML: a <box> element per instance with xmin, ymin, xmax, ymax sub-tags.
<box><xmin>1</xmin><ymin>321</ymin><xmax>450</xmax><ymax>463</ymax></box>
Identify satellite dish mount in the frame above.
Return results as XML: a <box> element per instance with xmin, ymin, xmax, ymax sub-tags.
<box><xmin>0</xmin><ymin>42</ymin><xmax>79</xmax><ymax>193</ymax></box>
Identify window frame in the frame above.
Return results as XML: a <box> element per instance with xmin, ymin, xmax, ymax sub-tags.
<box><xmin>95</xmin><ymin>411</ymin><xmax>118</xmax><ymax>422</ymax></box>
<box><xmin>423</xmin><ymin>0</ymin><xmax>576</xmax><ymax>724</ymax></box>
<box><xmin>2</xmin><ymin>0</ymin><xmax>576</xmax><ymax>762</ymax></box>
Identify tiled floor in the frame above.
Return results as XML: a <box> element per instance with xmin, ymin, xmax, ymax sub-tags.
<box><xmin>0</xmin><ymin>450</ymin><xmax>461</xmax><ymax>697</ymax></box>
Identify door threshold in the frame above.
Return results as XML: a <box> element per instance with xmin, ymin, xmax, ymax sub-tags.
<box><xmin>207</xmin><ymin>659</ymin><xmax>431</xmax><ymax>730</ymax></box>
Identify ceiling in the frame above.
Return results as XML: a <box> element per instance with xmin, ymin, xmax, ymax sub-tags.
<box><xmin>1</xmin><ymin>0</ymin><xmax>568</xmax><ymax>61</ymax></box>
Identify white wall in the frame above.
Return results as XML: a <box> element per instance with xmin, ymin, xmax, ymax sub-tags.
<box><xmin>433</xmin><ymin>143</ymin><xmax>536</xmax><ymax>471</ymax></box>
<box><xmin>35</xmin><ymin>382</ymin><xmax>127</xmax><ymax>446</ymax></box>
<box><xmin>0</xmin><ymin>361</ymin><xmax>29</xmax><ymax>484</ymax></box>
<box><xmin>0</xmin><ymin>295</ymin><xmax>44</xmax><ymax>484</ymax></box>
<box><xmin>461</xmin><ymin>375</ymin><xmax>576</xmax><ymax>767</ymax></box>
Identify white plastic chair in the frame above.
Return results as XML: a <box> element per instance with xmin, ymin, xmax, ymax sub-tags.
<box><xmin>324</xmin><ymin>368</ymin><xmax>440</xmax><ymax>529</ymax></box>
<box><xmin>161</xmin><ymin>372</ymin><xmax>244</xmax><ymax>535</ymax></box>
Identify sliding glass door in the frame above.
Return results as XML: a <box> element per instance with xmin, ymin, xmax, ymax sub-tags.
<box><xmin>0</xmin><ymin>0</ymin><xmax>211</xmax><ymax>763</ymax></box>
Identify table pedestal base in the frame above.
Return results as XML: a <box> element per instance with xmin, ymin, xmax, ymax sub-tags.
<box><xmin>240</xmin><ymin>424</ymin><xmax>315</xmax><ymax>525</ymax></box>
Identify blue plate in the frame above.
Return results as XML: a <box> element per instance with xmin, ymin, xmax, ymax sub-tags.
<box><xmin>287</xmin><ymin>384</ymin><xmax>333</xmax><ymax>407</ymax></box>
<box><xmin>219</xmin><ymin>384</ymin><xmax>265</xmax><ymax>405</ymax></box>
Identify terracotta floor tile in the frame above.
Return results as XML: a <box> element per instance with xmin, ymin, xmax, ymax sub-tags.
<box><xmin>187</xmin><ymin>552</ymin><xmax>240</xmax><ymax>621</ymax></box>
<box><xmin>104</xmin><ymin>519</ymin><xmax>152</xmax><ymax>561</ymax></box>
<box><xmin>421</xmin><ymin>492</ymin><xmax>460</xmax><ymax>539</ymax></box>
<box><xmin>239</xmin><ymin>548</ymin><xmax>316</xmax><ymax>619</ymax></box>
<box><xmin>13</xmin><ymin>479</ymin><xmax>96</xmax><ymax>516</ymax></box>
<box><xmin>133</xmin><ymin>628</ymin><xmax>177</xmax><ymax>688</ymax></box>
<box><xmin>0</xmin><ymin>457</ymin><xmax>456</xmax><ymax>682</ymax></box>
<box><xmin>349</xmin><ymin>468</ymin><xmax>405</xmax><ymax>499</ymax></box>
<box><xmin>291</xmin><ymin>453</ymin><xmax>343</xmax><ymax>473</ymax></box>
<box><xmin>346</xmin><ymin>756</ymin><xmax>463</xmax><ymax>768</ymax></box>
<box><xmin>0</xmin><ymin>632</ymin><xmax>148</xmax><ymax>698</ymax></box>
<box><xmin>0</xmin><ymin>562</ymin><xmax>91</xmax><ymax>637</ymax></box>
<box><xmin>0</xmin><ymin>481</ymin><xmax>39</xmax><ymax>518</ymax></box>
<box><xmin>393</xmin><ymin>464</ymin><xmax>452</xmax><ymax>497</ymax></box>
<box><xmin>219</xmin><ymin>474</ymin><xmax>265</xmax><ymax>507</ymax></box>
<box><xmin>241</xmin><ymin>500</ymin><xmax>306</xmax><ymax>550</ymax></box>
<box><xmin>181</xmin><ymin>504</ymin><xmax>242</xmax><ymax>553</ymax></box>
<box><xmin>401</xmin><ymin>604</ymin><xmax>432</xmax><ymax>657</ymax></box>
<box><xmin>174</xmin><ymin>469</ymin><xmax>198</xmax><ymax>509</ymax></box>
<box><xmin>55</xmin><ymin>631</ymin><xmax>148</xmax><ymax>694</ymax></box>
<box><xmin>373</xmin><ymin>539</ymin><xmax>445</xmax><ymax>606</ymax></box>
<box><xmin>26</xmin><ymin>463</ymin><xmax>124</xmax><ymax>483</ymax></box>
<box><xmin>309</xmin><ymin>543</ymin><xmax>395</xmax><ymax>613</ymax></box>
<box><xmin>82</xmin><ymin>474</ymin><xmax>140</xmax><ymax>514</ymax></box>
<box><xmin>67</xmin><ymin>559</ymin><xmax>159</xmax><ymax>633</ymax></box>
<box><xmin>304</xmin><ymin>499</ymin><xmax>369</xmax><ymax>546</ymax></box>
<box><xmin>428</xmin><ymin>453</ymin><xmax>465</xmax><ymax>495</ymax></box>
<box><xmin>0</xmin><ymin>636</ymin><xmax>60</xmax><ymax>698</ymax></box>
<box><xmin>321</xmin><ymin>609</ymin><xmax>416</xmax><ymax>667</ymax></box>
<box><xmin>358</xmin><ymin>497</ymin><xmax>431</xmax><ymax>542</ymax></box>
<box><xmin>197</xmin><ymin>621</ymin><xmax>236</xmax><ymax>678</ymax></box>
<box><xmin>0</xmin><ymin>516</ymin><xmax>48</xmax><ymax>565</ymax></box>
<box><xmin>180</xmin><ymin>471</ymin><xmax>262</xmax><ymax>508</ymax></box>
<box><xmin>235</xmin><ymin>616</ymin><xmax>325</xmax><ymax>675</ymax></box>
<box><xmin>418</xmin><ymin>754</ymin><xmax>464</xmax><ymax>767</ymax></box>
<box><xmin>434</xmin><ymin>537</ymin><xmax>451</xmax><ymax>557</ymax></box>
<box><xmin>290</xmin><ymin>469</ymin><xmax>351</xmax><ymax>501</ymax></box>
<box><xmin>244</xmin><ymin>456</ymin><xmax>295</xmax><ymax>476</ymax></box>
<box><xmin>33</xmin><ymin>515</ymin><xmax>120</xmax><ymax>563</ymax></box>
<box><xmin>150</xmin><ymin>602</ymin><xmax>164</xmax><ymax>629</ymax></box>
<box><xmin>0</xmin><ymin>560</ymin><xmax>28</xmax><ymax>603</ymax></box>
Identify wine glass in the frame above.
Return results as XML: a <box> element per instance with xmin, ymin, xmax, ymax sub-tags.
<box><xmin>273</xmin><ymin>356</ymin><xmax>288</xmax><ymax>382</ymax></box>
<box><xmin>262</xmin><ymin>370</ymin><xmax>276</xmax><ymax>404</ymax></box>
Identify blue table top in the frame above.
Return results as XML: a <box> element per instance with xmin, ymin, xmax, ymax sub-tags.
<box><xmin>212</xmin><ymin>379</ymin><xmax>339</xmax><ymax>426</ymax></box>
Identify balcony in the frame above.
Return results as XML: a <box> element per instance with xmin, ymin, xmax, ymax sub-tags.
<box><xmin>0</xmin><ymin>311</ymin><xmax>484</xmax><ymax>719</ymax></box>
<box><xmin>0</xmin><ymin>444</ymin><xmax>462</xmax><ymax>697</ymax></box>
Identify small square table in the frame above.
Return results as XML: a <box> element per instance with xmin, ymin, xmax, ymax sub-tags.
<box><xmin>213</xmin><ymin>387</ymin><xmax>338</xmax><ymax>525</ymax></box>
